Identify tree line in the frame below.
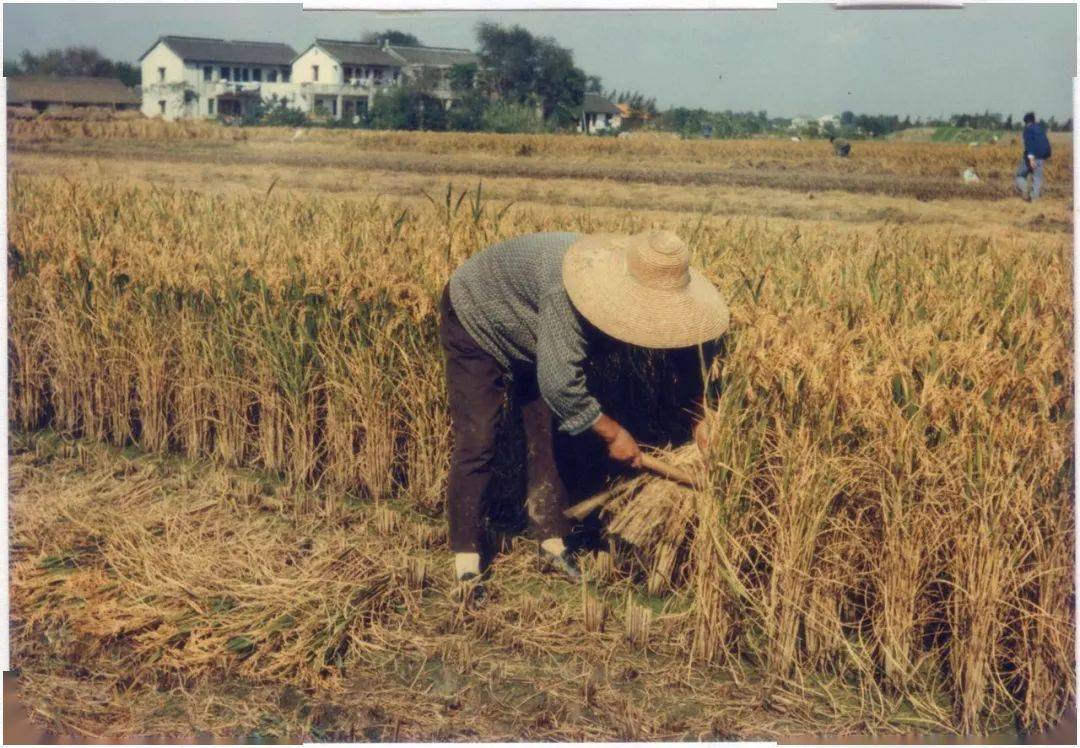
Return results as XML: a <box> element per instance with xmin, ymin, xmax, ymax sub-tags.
<box><xmin>5</xmin><ymin>46</ymin><xmax>140</xmax><ymax>87</ymax></box>
<box><xmin>5</xmin><ymin>33</ymin><xmax>1072</xmax><ymax>136</ymax></box>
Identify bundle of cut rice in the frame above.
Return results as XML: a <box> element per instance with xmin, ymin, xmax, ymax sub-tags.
<box><xmin>602</xmin><ymin>444</ymin><xmax>705</xmax><ymax>593</ymax></box>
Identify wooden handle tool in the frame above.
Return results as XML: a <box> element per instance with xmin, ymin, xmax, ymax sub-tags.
<box><xmin>563</xmin><ymin>453</ymin><xmax>699</xmax><ymax>521</ymax></box>
<box><xmin>639</xmin><ymin>454</ymin><xmax>697</xmax><ymax>488</ymax></box>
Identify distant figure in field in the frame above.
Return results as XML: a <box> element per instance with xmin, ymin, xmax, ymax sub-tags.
<box><xmin>1015</xmin><ymin>112</ymin><xmax>1052</xmax><ymax>202</ymax></box>
<box><xmin>829</xmin><ymin>135</ymin><xmax>851</xmax><ymax>157</ymax></box>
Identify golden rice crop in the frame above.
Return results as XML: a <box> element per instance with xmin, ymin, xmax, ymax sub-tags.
<box><xmin>6</xmin><ymin>169</ymin><xmax>1073</xmax><ymax>737</ymax></box>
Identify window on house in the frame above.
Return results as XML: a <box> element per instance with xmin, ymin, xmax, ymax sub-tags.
<box><xmin>233</xmin><ymin>67</ymin><xmax>241</xmax><ymax>81</ymax></box>
<box><xmin>203</xmin><ymin>66</ymin><xmax>212</xmax><ymax>82</ymax></box>
<box><xmin>220</xmin><ymin>66</ymin><xmax>230</xmax><ymax>81</ymax></box>
<box><xmin>158</xmin><ymin>100</ymin><xmax>166</xmax><ymax>114</ymax></box>
<box><xmin>253</xmin><ymin>68</ymin><xmax>262</xmax><ymax>82</ymax></box>
<box><xmin>281</xmin><ymin>68</ymin><xmax>291</xmax><ymax>83</ymax></box>
<box><xmin>344</xmin><ymin>66</ymin><xmax>352</xmax><ymax>80</ymax></box>
<box><xmin>241</xmin><ymin>68</ymin><xmax>250</xmax><ymax>82</ymax></box>
<box><xmin>268</xmin><ymin>69</ymin><xmax>278</xmax><ymax>82</ymax></box>
<box><xmin>312</xmin><ymin>64</ymin><xmax>319</xmax><ymax>82</ymax></box>
<box><xmin>158</xmin><ymin>67</ymin><xmax>166</xmax><ymax>82</ymax></box>
<box><xmin>208</xmin><ymin>99</ymin><xmax>215</xmax><ymax>115</ymax></box>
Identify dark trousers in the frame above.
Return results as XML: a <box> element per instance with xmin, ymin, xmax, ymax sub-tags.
<box><xmin>438</xmin><ymin>285</ymin><xmax>573</xmax><ymax>553</ymax></box>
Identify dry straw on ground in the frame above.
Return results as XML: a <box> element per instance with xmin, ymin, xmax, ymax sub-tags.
<box><xmin>6</xmin><ymin>157</ymin><xmax>1074</xmax><ymax>740</ymax></box>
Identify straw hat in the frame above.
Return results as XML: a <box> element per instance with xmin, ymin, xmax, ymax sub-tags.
<box><xmin>562</xmin><ymin>230</ymin><xmax>729</xmax><ymax>349</ymax></box>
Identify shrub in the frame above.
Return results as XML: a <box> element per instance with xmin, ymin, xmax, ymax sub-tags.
<box><xmin>479</xmin><ymin>101</ymin><xmax>547</xmax><ymax>134</ymax></box>
<box><xmin>242</xmin><ymin>95</ymin><xmax>308</xmax><ymax>127</ymax></box>
<box><xmin>446</xmin><ymin>91</ymin><xmax>489</xmax><ymax>132</ymax></box>
<box><xmin>368</xmin><ymin>88</ymin><xmax>446</xmax><ymax>131</ymax></box>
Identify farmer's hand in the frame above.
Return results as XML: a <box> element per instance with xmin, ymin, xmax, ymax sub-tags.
<box><xmin>592</xmin><ymin>414</ymin><xmax>643</xmax><ymax>469</ymax></box>
<box><xmin>693</xmin><ymin>419</ymin><xmax>711</xmax><ymax>453</ymax></box>
<box><xmin>607</xmin><ymin>427</ymin><xmax>643</xmax><ymax>468</ymax></box>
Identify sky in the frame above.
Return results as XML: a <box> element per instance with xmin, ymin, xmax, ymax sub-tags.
<box><xmin>3</xmin><ymin>2</ymin><xmax>1076</xmax><ymax>120</ymax></box>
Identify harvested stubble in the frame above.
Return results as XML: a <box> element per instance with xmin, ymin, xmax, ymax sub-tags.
<box><xmin>7</xmin><ymin>171</ymin><xmax>1074</xmax><ymax>737</ymax></box>
<box><xmin>8</xmin><ymin>118</ymin><xmax>1072</xmax><ymax>186</ymax></box>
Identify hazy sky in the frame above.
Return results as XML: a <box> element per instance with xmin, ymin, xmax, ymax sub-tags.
<box><xmin>4</xmin><ymin>2</ymin><xmax>1076</xmax><ymax>120</ymax></box>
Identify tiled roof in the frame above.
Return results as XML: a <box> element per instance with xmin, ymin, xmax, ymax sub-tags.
<box><xmin>386</xmin><ymin>45</ymin><xmax>478</xmax><ymax>67</ymax></box>
<box><xmin>143</xmin><ymin>36</ymin><xmax>297</xmax><ymax>65</ymax></box>
<box><xmin>583</xmin><ymin>93</ymin><xmax>620</xmax><ymax>115</ymax></box>
<box><xmin>312</xmin><ymin>40</ymin><xmax>402</xmax><ymax>67</ymax></box>
<box><xmin>7</xmin><ymin>75</ymin><xmax>140</xmax><ymax>106</ymax></box>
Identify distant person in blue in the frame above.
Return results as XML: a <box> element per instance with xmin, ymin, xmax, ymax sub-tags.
<box><xmin>1015</xmin><ymin>112</ymin><xmax>1052</xmax><ymax>201</ymax></box>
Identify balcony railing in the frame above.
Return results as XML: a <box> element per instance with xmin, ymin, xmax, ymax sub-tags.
<box><xmin>211</xmin><ymin>81</ymin><xmax>263</xmax><ymax>95</ymax></box>
<box><xmin>298</xmin><ymin>78</ymin><xmax>407</xmax><ymax>94</ymax></box>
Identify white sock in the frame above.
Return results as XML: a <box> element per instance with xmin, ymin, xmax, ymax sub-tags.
<box><xmin>454</xmin><ymin>552</ymin><xmax>481</xmax><ymax>579</ymax></box>
<box><xmin>540</xmin><ymin>537</ymin><xmax>566</xmax><ymax>557</ymax></box>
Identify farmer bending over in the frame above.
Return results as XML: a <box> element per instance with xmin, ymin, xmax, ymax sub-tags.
<box><xmin>438</xmin><ymin>230</ymin><xmax>729</xmax><ymax>596</ymax></box>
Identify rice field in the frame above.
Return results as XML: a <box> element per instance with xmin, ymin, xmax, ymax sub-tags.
<box><xmin>6</xmin><ymin>121</ymin><xmax>1075</xmax><ymax>741</ymax></box>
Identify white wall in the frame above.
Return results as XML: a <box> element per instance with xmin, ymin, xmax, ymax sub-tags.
<box><xmin>260</xmin><ymin>82</ymin><xmax>302</xmax><ymax>108</ymax></box>
<box><xmin>140</xmin><ymin>43</ymin><xmax>186</xmax><ymax>87</ymax></box>
<box><xmin>292</xmin><ymin>47</ymin><xmax>341</xmax><ymax>84</ymax></box>
<box><xmin>579</xmin><ymin>112</ymin><xmax>622</xmax><ymax>134</ymax></box>
<box><xmin>140</xmin><ymin>40</ymin><xmax>453</xmax><ymax>121</ymax></box>
<box><xmin>140</xmin><ymin>43</ymin><xmax>189</xmax><ymax>118</ymax></box>
<box><xmin>594</xmin><ymin>113</ymin><xmax>621</xmax><ymax>133</ymax></box>
<box><xmin>142</xmin><ymin>86</ymin><xmax>188</xmax><ymax>120</ymax></box>
<box><xmin>141</xmin><ymin>40</ymin><xmax>301</xmax><ymax>120</ymax></box>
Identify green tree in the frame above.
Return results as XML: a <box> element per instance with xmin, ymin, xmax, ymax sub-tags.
<box><xmin>475</xmin><ymin>23</ymin><xmax>585</xmax><ymax>125</ymax></box>
<box><xmin>10</xmin><ymin>46</ymin><xmax>140</xmax><ymax>86</ymax></box>
<box><xmin>532</xmin><ymin>38</ymin><xmax>585</xmax><ymax>125</ymax></box>
<box><xmin>242</xmin><ymin>95</ymin><xmax>307</xmax><ymax>127</ymax></box>
<box><xmin>476</xmin><ymin>23</ymin><xmax>535</xmax><ymax>101</ymax></box>
<box><xmin>446</xmin><ymin>90</ymin><xmax>489</xmax><ymax>131</ymax></box>
<box><xmin>480</xmin><ymin>101</ymin><xmax>547</xmax><ymax>133</ymax></box>
<box><xmin>368</xmin><ymin>86</ymin><xmax>446</xmax><ymax>131</ymax></box>
<box><xmin>361</xmin><ymin>30</ymin><xmax>421</xmax><ymax>47</ymax></box>
<box><xmin>448</xmin><ymin>62</ymin><xmax>478</xmax><ymax>93</ymax></box>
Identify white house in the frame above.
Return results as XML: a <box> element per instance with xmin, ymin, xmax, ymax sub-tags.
<box><xmin>384</xmin><ymin>43</ymin><xmax>479</xmax><ymax>104</ymax></box>
<box><xmin>139</xmin><ymin>34</ymin><xmax>481</xmax><ymax>122</ymax></box>
<box><xmin>138</xmin><ymin>36</ymin><xmax>299</xmax><ymax>119</ymax></box>
<box><xmin>291</xmin><ymin>39</ymin><xmax>478</xmax><ymax>120</ymax></box>
<box><xmin>817</xmin><ymin>113</ymin><xmax>840</xmax><ymax>128</ymax></box>
<box><xmin>578</xmin><ymin>93</ymin><xmax>622</xmax><ymax>134</ymax></box>
<box><xmin>291</xmin><ymin>39</ymin><xmax>403</xmax><ymax>119</ymax></box>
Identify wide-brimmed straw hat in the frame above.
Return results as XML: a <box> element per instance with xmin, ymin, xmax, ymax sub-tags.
<box><xmin>562</xmin><ymin>230</ymin><xmax>729</xmax><ymax>349</ymax></box>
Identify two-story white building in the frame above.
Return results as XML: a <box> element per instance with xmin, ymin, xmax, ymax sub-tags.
<box><xmin>387</xmin><ymin>43</ymin><xmax>479</xmax><ymax>104</ymax></box>
<box><xmin>140</xmin><ymin>34</ymin><xmax>479</xmax><ymax>122</ymax></box>
<box><xmin>291</xmin><ymin>39</ymin><xmax>478</xmax><ymax>120</ymax></box>
<box><xmin>291</xmin><ymin>39</ymin><xmax>406</xmax><ymax>120</ymax></box>
<box><xmin>138</xmin><ymin>35</ymin><xmax>299</xmax><ymax>119</ymax></box>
